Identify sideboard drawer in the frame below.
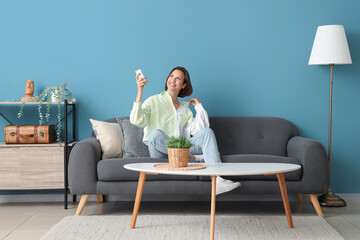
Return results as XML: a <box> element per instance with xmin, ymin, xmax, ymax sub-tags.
<box><xmin>0</xmin><ymin>145</ymin><xmax>65</xmax><ymax>189</ymax></box>
<box><xmin>0</xmin><ymin>148</ymin><xmax>21</xmax><ymax>188</ymax></box>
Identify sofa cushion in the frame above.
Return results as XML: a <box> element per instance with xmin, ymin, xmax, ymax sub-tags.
<box><xmin>89</xmin><ymin>118</ymin><xmax>123</xmax><ymax>160</ymax></box>
<box><xmin>209</xmin><ymin>117</ymin><xmax>298</xmax><ymax>156</ymax></box>
<box><xmin>97</xmin><ymin>157</ymin><xmax>199</xmax><ymax>181</ymax></box>
<box><xmin>199</xmin><ymin>154</ymin><xmax>302</xmax><ymax>181</ymax></box>
<box><xmin>116</xmin><ymin>117</ymin><xmax>150</xmax><ymax>158</ymax></box>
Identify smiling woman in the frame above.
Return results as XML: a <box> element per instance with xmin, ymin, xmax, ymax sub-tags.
<box><xmin>129</xmin><ymin>66</ymin><xmax>241</xmax><ymax>195</ymax></box>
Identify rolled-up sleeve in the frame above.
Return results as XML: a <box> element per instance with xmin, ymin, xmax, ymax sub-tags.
<box><xmin>186</xmin><ymin>103</ymin><xmax>210</xmax><ymax>135</ymax></box>
<box><xmin>130</xmin><ymin>99</ymin><xmax>151</xmax><ymax>128</ymax></box>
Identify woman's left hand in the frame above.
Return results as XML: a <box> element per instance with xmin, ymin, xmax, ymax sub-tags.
<box><xmin>188</xmin><ymin>98</ymin><xmax>201</xmax><ymax>106</ymax></box>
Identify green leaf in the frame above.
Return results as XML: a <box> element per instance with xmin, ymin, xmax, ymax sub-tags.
<box><xmin>166</xmin><ymin>136</ymin><xmax>193</xmax><ymax>149</ymax></box>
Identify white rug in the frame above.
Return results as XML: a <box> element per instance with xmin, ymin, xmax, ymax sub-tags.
<box><xmin>41</xmin><ymin>215</ymin><xmax>344</xmax><ymax>240</ymax></box>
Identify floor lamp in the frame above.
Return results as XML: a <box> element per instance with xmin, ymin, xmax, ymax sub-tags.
<box><xmin>308</xmin><ymin>25</ymin><xmax>352</xmax><ymax>207</ymax></box>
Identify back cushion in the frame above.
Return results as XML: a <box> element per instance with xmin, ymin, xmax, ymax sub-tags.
<box><xmin>209</xmin><ymin>117</ymin><xmax>299</xmax><ymax>156</ymax></box>
<box><xmin>92</xmin><ymin>116</ymin><xmax>298</xmax><ymax>158</ymax></box>
<box><xmin>91</xmin><ymin>117</ymin><xmax>150</xmax><ymax>158</ymax></box>
<box><xmin>116</xmin><ymin>117</ymin><xmax>150</xmax><ymax>158</ymax></box>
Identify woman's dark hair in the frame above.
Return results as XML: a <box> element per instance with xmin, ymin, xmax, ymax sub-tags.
<box><xmin>165</xmin><ymin>66</ymin><xmax>193</xmax><ymax>98</ymax></box>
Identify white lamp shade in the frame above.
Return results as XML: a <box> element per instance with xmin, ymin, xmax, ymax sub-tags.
<box><xmin>309</xmin><ymin>25</ymin><xmax>352</xmax><ymax>65</ymax></box>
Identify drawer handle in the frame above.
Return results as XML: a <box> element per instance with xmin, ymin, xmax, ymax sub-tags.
<box><xmin>10</xmin><ymin>132</ymin><xmax>16</xmax><ymax>137</ymax></box>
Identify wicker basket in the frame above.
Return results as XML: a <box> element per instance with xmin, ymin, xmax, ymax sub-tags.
<box><xmin>167</xmin><ymin>148</ymin><xmax>190</xmax><ymax>168</ymax></box>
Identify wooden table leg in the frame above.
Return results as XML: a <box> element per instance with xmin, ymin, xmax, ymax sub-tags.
<box><xmin>210</xmin><ymin>175</ymin><xmax>217</xmax><ymax>240</ymax></box>
<box><xmin>276</xmin><ymin>173</ymin><xmax>294</xmax><ymax>228</ymax></box>
<box><xmin>131</xmin><ymin>172</ymin><xmax>146</xmax><ymax>229</ymax></box>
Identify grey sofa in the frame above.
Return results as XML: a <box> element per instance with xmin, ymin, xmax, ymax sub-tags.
<box><xmin>69</xmin><ymin>116</ymin><xmax>328</xmax><ymax>217</ymax></box>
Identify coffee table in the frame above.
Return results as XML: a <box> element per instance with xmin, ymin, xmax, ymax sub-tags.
<box><xmin>124</xmin><ymin>162</ymin><xmax>301</xmax><ymax>240</ymax></box>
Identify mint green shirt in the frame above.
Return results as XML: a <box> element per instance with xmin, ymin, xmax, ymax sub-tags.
<box><xmin>130</xmin><ymin>90</ymin><xmax>210</xmax><ymax>144</ymax></box>
<box><xmin>130</xmin><ymin>91</ymin><xmax>194</xmax><ymax>143</ymax></box>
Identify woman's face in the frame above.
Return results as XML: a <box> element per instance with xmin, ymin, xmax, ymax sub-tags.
<box><xmin>167</xmin><ymin>69</ymin><xmax>186</xmax><ymax>94</ymax></box>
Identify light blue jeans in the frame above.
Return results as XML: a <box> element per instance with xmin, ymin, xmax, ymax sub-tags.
<box><xmin>148</xmin><ymin>128</ymin><xmax>222</xmax><ymax>163</ymax></box>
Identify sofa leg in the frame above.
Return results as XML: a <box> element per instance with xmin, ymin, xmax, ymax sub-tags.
<box><xmin>75</xmin><ymin>194</ymin><xmax>90</xmax><ymax>216</ymax></box>
<box><xmin>308</xmin><ymin>194</ymin><xmax>324</xmax><ymax>218</ymax></box>
<box><xmin>97</xmin><ymin>194</ymin><xmax>103</xmax><ymax>203</ymax></box>
<box><xmin>296</xmin><ymin>194</ymin><xmax>303</xmax><ymax>203</ymax></box>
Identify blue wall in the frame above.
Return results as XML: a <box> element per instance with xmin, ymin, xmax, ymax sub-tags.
<box><xmin>1</xmin><ymin>0</ymin><xmax>360</xmax><ymax>193</ymax></box>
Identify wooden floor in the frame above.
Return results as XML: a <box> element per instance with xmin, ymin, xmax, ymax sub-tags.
<box><xmin>1</xmin><ymin>198</ymin><xmax>359</xmax><ymax>240</ymax></box>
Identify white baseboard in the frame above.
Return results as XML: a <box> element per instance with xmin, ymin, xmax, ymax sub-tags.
<box><xmin>0</xmin><ymin>193</ymin><xmax>359</xmax><ymax>203</ymax></box>
<box><xmin>337</xmin><ymin>194</ymin><xmax>360</xmax><ymax>202</ymax></box>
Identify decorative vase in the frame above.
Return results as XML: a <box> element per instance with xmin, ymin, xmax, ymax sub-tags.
<box><xmin>167</xmin><ymin>148</ymin><xmax>190</xmax><ymax>168</ymax></box>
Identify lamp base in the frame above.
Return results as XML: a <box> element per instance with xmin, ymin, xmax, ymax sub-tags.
<box><xmin>318</xmin><ymin>190</ymin><xmax>346</xmax><ymax>207</ymax></box>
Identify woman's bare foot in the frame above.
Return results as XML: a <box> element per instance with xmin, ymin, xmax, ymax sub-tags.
<box><xmin>189</xmin><ymin>154</ymin><xmax>196</xmax><ymax>160</ymax></box>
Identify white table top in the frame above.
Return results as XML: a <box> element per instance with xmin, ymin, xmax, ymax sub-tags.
<box><xmin>124</xmin><ymin>163</ymin><xmax>301</xmax><ymax>176</ymax></box>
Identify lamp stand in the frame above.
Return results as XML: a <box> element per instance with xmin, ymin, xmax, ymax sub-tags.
<box><xmin>318</xmin><ymin>64</ymin><xmax>346</xmax><ymax>207</ymax></box>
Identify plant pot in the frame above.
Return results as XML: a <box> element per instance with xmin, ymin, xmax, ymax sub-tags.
<box><xmin>167</xmin><ymin>148</ymin><xmax>190</xmax><ymax>168</ymax></box>
<box><xmin>50</xmin><ymin>88</ymin><xmax>64</xmax><ymax>102</ymax></box>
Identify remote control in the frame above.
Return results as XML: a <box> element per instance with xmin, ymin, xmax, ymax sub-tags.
<box><xmin>135</xmin><ymin>69</ymin><xmax>145</xmax><ymax>80</ymax></box>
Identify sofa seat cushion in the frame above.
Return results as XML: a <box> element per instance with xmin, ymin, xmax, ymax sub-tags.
<box><xmin>199</xmin><ymin>154</ymin><xmax>302</xmax><ymax>181</ymax></box>
<box><xmin>97</xmin><ymin>157</ymin><xmax>199</xmax><ymax>181</ymax></box>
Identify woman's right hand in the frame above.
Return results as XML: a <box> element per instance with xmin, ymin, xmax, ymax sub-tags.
<box><xmin>136</xmin><ymin>73</ymin><xmax>148</xmax><ymax>91</ymax></box>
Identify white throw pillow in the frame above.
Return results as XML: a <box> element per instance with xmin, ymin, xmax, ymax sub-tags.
<box><xmin>89</xmin><ymin>119</ymin><xmax>123</xmax><ymax>159</ymax></box>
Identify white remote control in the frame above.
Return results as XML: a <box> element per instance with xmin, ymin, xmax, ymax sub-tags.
<box><xmin>135</xmin><ymin>69</ymin><xmax>145</xmax><ymax>79</ymax></box>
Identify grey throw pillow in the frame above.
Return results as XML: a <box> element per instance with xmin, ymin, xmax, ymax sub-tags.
<box><xmin>116</xmin><ymin>117</ymin><xmax>150</xmax><ymax>158</ymax></box>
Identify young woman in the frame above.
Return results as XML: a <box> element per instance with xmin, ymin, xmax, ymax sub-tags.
<box><xmin>130</xmin><ymin>66</ymin><xmax>240</xmax><ymax>195</ymax></box>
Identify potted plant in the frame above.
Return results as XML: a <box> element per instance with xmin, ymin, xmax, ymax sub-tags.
<box><xmin>165</xmin><ymin>136</ymin><xmax>193</xmax><ymax>168</ymax></box>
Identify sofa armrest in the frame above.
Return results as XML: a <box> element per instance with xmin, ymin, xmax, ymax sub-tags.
<box><xmin>287</xmin><ymin>136</ymin><xmax>329</xmax><ymax>194</ymax></box>
<box><xmin>69</xmin><ymin>137</ymin><xmax>102</xmax><ymax>194</ymax></box>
